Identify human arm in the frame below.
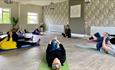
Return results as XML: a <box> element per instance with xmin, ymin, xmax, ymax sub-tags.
<box><xmin>102</xmin><ymin>33</ymin><xmax>110</xmax><ymax>52</ymax></box>
<box><xmin>46</xmin><ymin>44</ymin><xmax>51</xmax><ymax>54</ymax></box>
<box><xmin>59</xmin><ymin>44</ymin><xmax>66</xmax><ymax>55</ymax></box>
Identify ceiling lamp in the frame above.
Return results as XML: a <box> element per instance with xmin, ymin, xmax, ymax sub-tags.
<box><xmin>4</xmin><ymin>0</ymin><xmax>13</xmax><ymax>4</ymax></box>
<box><xmin>84</xmin><ymin>0</ymin><xmax>91</xmax><ymax>4</ymax></box>
<box><xmin>50</xmin><ymin>2</ymin><xmax>55</xmax><ymax>10</ymax></box>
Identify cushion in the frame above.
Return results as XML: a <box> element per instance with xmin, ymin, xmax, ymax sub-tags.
<box><xmin>0</xmin><ymin>37</ymin><xmax>17</xmax><ymax>50</ymax></box>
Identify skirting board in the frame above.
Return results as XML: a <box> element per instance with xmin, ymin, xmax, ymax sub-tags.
<box><xmin>71</xmin><ymin>33</ymin><xmax>89</xmax><ymax>38</ymax></box>
<box><xmin>47</xmin><ymin>31</ymin><xmax>89</xmax><ymax>38</ymax></box>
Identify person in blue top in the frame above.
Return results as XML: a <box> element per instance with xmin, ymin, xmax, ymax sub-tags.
<box><xmin>100</xmin><ymin>32</ymin><xmax>115</xmax><ymax>56</ymax></box>
<box><xmin>89</xmin><ymin>32</ymin><xmax>110</xmax><ymax>51</ymax></box>
<box><xmin>89</xmin><ymin>32</ymin><xmax>101</xmax><ymax>42</ymax></box>
<box><xmin>96</xmin><ymin>32</ymin><xmax>110</xmax><ymax>51</ymax></box>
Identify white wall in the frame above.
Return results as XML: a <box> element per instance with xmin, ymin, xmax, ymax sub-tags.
<box><xmin>0</xmin><ymin>1</ymin><xmax>19</xmax><ymax>32</ymax></box>
<box><xmin>19</xmin><ymin>4</ymin><xmax>43</xmax><ymax>31</ymax></box>
<box><xmin>43</xmin><ymin>1</ymin><xmax>69</xmax><ymax>32</ymax></box>
<box><xmin>0</xmin><ymin>0</ymin><xmax>43</xmax><ymax>32</ymax></box>
<box><xmin>48</xmin><ymin>24</ymin><xmax>64</xmax><ymax>33</ymax></box>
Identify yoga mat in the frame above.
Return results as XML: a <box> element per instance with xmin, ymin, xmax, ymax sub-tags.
<box><xmin>76</xmin><ymin>44</ymin><xmax>96</xmax><ymax>49</ymax></box>
<box><xmin>38</xmin><ymin>57</ymin><xmax>69</xmax><ymax>70</ymax></box>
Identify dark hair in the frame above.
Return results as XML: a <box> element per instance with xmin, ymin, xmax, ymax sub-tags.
<box><xmin>94</xmin><ymin>32</ymin><xmax>101</xmax><ymax>38</ymax></box>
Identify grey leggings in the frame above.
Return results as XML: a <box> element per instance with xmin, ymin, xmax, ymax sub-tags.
<box><xmin>100</xmin><ymin>46</ymin><xmax>115</xmax><ymax>57</ymax></box>
<box><xmin>108</xmin><ymin>46</ymin><xmax>115</xmax><ymax>57</ymax></box>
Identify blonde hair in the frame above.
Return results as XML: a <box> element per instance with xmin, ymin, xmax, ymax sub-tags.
<box><xmin>52</xmin><ymin>63</ymin><xmax>60</xmax><ymax>70</ymax></box>
<box><xmin>55</xmin><ymin>68</ymin><xmax>60</xmax><ymax>70</ymax></box>
<box><xmin>52</xmin><ymin>58</ymin><xmax>61</xmax><ymax>70</ymax></box>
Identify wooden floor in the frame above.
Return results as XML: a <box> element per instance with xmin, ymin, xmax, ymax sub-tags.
<box><xmin>0</xmin><ymin>34</ymin><xmax>115</xmax><ymax>70</ymax></box>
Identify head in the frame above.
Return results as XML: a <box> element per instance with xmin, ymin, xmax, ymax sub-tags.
<box><xmin>52</xmin><ymin>58</ymin><xmax>61</xmax><ymax>70</ymax></box>
<box><xmin>51</xmin><ymin>39</ymin><xmax>57</xmax><ymax>46</ymax></box>
<box><xmin>51</xmin><ymin>37</ymin><xmax>57</xmax><ymax>43</ymax></box>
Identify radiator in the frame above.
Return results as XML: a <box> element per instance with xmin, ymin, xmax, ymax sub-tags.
<box><xmin>91</xmin><ymin>26</ymin><xmax>115</xmax><ymax>35</ymax></box>
<box><xmin>48</xmin><ymin>24</ymin><xmax>64</xmax><ymax>33</ymax></box>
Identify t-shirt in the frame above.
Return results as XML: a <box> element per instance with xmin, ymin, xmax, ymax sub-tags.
<box><xmin>96</xmin><ymin>37</ymin><xmax>110</xmax><ymax>51</ymax></box>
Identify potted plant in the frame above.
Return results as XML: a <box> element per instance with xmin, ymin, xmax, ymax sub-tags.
<box><xmin>11</xmin><ymin>17</ymin><xmax>19</xmax><ymax>32</ymax></box>
<box><xmin>11</xmin><ymin>17</ymin><xmax>19</xmax><ymax>27</ymax></box>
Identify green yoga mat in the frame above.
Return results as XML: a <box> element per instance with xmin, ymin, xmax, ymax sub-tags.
<box><xmin>38</xmin><ymin>57</ymin><xmax>69</xmax><ymax>70</ymax></box>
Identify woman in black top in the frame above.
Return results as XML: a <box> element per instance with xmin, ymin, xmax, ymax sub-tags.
<box><xmin>46</xmin><ymin>38</ymin><xmax>66</xmax><ymax>70</ymax></box>
<box><xmin>62</xmin><ymin>25</ymin><xmax>71</xmax><ymax>38</ymax></box>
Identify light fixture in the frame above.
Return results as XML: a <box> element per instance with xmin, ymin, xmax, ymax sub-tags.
<box><xmin>84</xmin><ymin>0</ymin><xmax>91</xmax><ymax>4</ymax></box>
<box><xmin>4</xmin><ymin>0</ymin><xmax>13</xmax><ymax>4</ymax></box>
<box><xmin>50</xmin><ymin>2</ymin><xmax>55</xmax><ymax>10</ymax></box>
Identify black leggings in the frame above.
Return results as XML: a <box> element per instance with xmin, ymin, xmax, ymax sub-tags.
<box><xmin>16</xmin><ymin>41</ymin><xmax>36</xmax><ymax>48</ymax></box>
<box><xmin>62</xmin><ymin>33</ymin><xmax>71</xmax><ymax>38</ymax></box>
<box><xmin>110</xmin><ymin>38</ymin><xmax>115</xmax><ymax>44</ymax></box>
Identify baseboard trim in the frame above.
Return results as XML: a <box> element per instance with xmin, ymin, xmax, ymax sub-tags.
<box><xmin>71</xmin><ymin>33</ymin><xmax>89</xmax><ymax>38</ymax></box>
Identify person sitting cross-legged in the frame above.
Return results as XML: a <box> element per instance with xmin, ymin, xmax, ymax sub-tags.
<box><xmin>46</xmin><ymin>37</ymin><xmax>66</xmax><ymax>70</ymax></box>
<box><xmin>62</xmin><ymin>25</ymin><xmax>71</xmax><ymax>38</ymax></box>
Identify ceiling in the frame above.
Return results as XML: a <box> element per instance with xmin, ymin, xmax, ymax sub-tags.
<box><xmin>9</xmin><ymin>0</ymin><xmax>68</xmax><ymax>6</ymax></box>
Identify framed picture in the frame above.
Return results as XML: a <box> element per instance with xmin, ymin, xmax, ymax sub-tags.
<box><xmin>70</xmin><ymin>5</ymin><xmax>81</xmax><ymax>18</ymax></box>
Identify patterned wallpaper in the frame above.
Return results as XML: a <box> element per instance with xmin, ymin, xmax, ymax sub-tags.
<box><xmin>43</xmin><ymin>1</ymin><xmax>69</xmax><ymax>26</ymax></box>
<box><xmin>85</xmin><ymin>0</ymin><xmax>115</xmax><ymax>34</ymax></box>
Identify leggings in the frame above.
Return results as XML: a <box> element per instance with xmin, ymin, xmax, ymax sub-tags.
<box><xmin>16</xmin><ymin>41</ymin><xmax>36</xmax><ymax>48</ymax></box>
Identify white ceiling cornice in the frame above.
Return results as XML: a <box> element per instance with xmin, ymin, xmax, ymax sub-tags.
<box><xmin>12</xmin><ymin>0</ymin><xmax>68</xmax><ymax>6</ymax></box>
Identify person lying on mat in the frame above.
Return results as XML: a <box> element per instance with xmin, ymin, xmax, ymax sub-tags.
<box><xmin>24</xmin><ymin>29</ymin><xmax>29</xmax><ymax>33</ymax></box>
<box><xmin>12</xmin><ymin>31</ymin><xmax>39</xmax><ymax>48</ymax></box>
<box><xmin>0</xmin><ymin>31</ymin><xmax>12</xmax><ymax>42</ymax></box>
<box><xmin>100</xmin><ymin>32</ymin><xmax>115</xmax><ymax>56</ymax></box>
<box><xmin>32</xmin><ymin>28</ymin><xmax>40</xmax><ymax>35</ymax></box>
<box><xmin>96</xmin><ymin>32</ymin><xmax>110</xmax><ymax>51</ymax></box>
<box><xmin>46</xmin><ymin>37</ymin><xmax>66</xmax><ymax>70</ymax></box>
<box><xmin>89</xmin><ymin>32</ymin><xmax>101</xmax><ymax>42</ymax></box>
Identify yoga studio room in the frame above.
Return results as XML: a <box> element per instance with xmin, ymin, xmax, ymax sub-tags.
<box><xmin>0</xmin><ymin>0</ymin><xmax>115</xmax><ymax>70</ymax></box>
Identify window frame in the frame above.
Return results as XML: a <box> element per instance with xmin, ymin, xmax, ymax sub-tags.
<box><xmin>0</xmin><ymin>8</ymin><xmax>11</xmax><ymax>24</ymax></box>
<box><xmin>27</xmin><ymin>12</ymin><xmax>38</xmax><ymax>24</ymax></box>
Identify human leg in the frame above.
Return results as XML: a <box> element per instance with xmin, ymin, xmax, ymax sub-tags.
<box><xmin>16</xmin><ymin>41</ymin><xmax>36</xmax><ymax>48</ymax></box>
<box><xmin>62</xmin><ymin>33</ymin><xmax>66</xmax><ymax>37</ymax></box>
<box><xmin>102</xmin><ymin>37</ymin><xmax>110</xmax><ymax>52</ymax></box>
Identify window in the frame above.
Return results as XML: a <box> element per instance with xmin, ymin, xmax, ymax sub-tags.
<box><xmin>0</xmin><ymin>8</ymin><xmax>11</xmax><ymax>24</ymax></box>
<box><xmin>27</xmin><ymin>12</ymin><xmax>38</xmax><ymax>24</ymax></box>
